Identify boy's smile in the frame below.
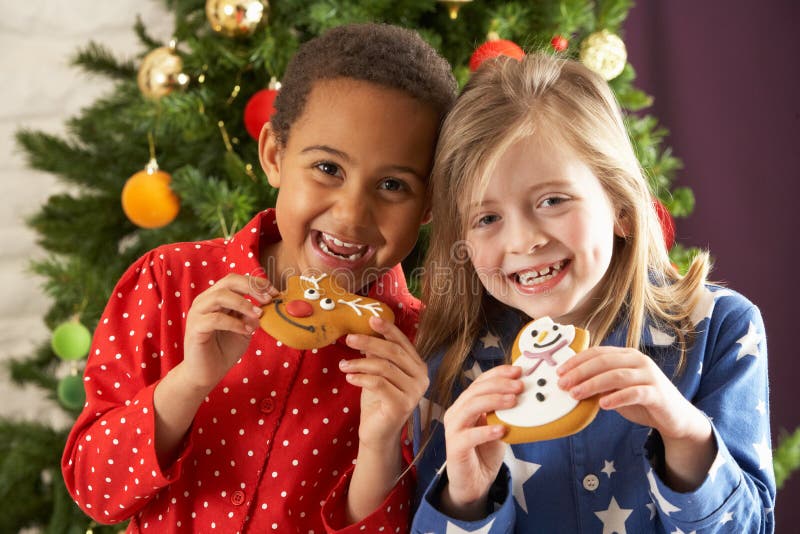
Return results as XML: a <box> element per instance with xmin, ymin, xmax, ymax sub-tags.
<box><xmin>260</xmin><ymin>78</ymin><xmax>438</xmax><ymax>293</ymax></box>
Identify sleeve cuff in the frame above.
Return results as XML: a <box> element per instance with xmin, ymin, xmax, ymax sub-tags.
<box><xmin>321</xmin><ymin>463</ymin><xmax>414</xmax><ymax>533</ymax></box>
<box><xmin>644</xmin><ymin>422</ymin><xmax>742</xmax><ymax>525</ymax></box>
<box><xmin>132</xmin><ymin>380</ymin><xmax>194</xmax><ymax>486</ymax></box>
<box><xmin>411</xmin><ymin>464</ymin><xmax>514</xmax><ymax>533</ymax></box>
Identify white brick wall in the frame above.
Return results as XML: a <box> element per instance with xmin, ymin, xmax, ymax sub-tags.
<box><xmin>0</xmin><ymin>1</ymin><xmax>173</xmax><ymax>426</ymax></box>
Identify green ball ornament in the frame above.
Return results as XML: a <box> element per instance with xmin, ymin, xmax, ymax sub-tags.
<box><xmin>51</xmin><ymin>321</ymin><xmax>92</xmax><ymax>361</ymax></box>
<box><xmin>57</xmin><ymin>375</ymin><xmax>86</xmax><ymax>411</ymax></box>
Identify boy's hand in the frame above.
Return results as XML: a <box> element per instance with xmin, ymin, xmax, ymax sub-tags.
<box><xmin>341</xmin><ymin>317</ymin><xmax>428</xmax><ymax>451</ymax></box>
<box><xmin>440</xmin><ymin>365</ymin><xmax>522</xmax><ymax>520</ymax></box>
<box><xmin>181</xmin><ymin>273</ymin><xmax>277</xmax><ymax>392</ymax></box>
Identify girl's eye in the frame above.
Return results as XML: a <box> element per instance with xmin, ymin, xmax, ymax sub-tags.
<box><xmin>476</xmin><ymin>214</ymin><xmax>500</xmax><ymax>227</ymax></box>
<box><xmin>320</xmin><ymin>298</ymin><xmax>335</xmax><ymax>311</ymax></box>
<box><xmin>315</xmin><ymin>162</ymin><xmax>341</xmax><ymax>176</ymax></box>
<box><xmin>540</xmin><ymin>196</ymin><xmax>567</xmax><ymax>208</ymax></box>
<box><xmin>378</xmin><ymin>178</ymin><xmax>406</xmax><ymax>192</ymax></box>
<box><xmin>303</xmin><ymin>288</ymin><xmax>320</xmax><ymax>300</ymax></box>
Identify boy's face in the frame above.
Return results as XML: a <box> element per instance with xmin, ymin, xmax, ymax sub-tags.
<box><xmin>259</xmin><ymin>78</ymin><xmax>438</xmax><ymax>293</ymax></box>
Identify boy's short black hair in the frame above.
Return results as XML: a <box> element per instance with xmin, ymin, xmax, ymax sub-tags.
<box><xmin>271</xmin><ymin>23</ymin><xmax>457</xmax><ymax>146</ymax></box>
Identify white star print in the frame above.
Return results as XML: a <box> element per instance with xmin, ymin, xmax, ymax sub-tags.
<box><xmin>594</xmin><ymin>496</ymin><xmax>633</xmax><ymax>534</ymax></box>
<box><xmin>445</xmin><ymin>519</ymin><xmax>495</xmax><ymax>534</ymax></box>
<box><xmin>646</xmin><ymin>502</ymin><xmax>656</xmax><ymax>520</ymax></box>
<box><xmin>736</xmin><ymin>321</ymin><xmax>763</xmax><ymax>360</ymax></box>
<box><xmin>671</xmin><ymin>529</ymin><xmax>696</xmax><ymax>534</ymax></box>
<box><xmin>601</xmin><ymin>460</ymin><xmax>616</xmax><ymax>477</ymax></box>
<box><xmin>753</xmin><ymin>436</ymin><xmax>772</xmax><ymax>470</ymax></box>
<box><xmin>464</xmin><ymin>361</ymin><xmax>484</xmax><ymax>381</ymax></box>
<box><xmin>418</xmin><ymin>397</ymin><xmax>444</xmax><ymax>424</ymax></box>
<box><xmin>720</xmin><ymin>511</ymin><xmax>734</xmax><ymax>525</ymax></box>
<box><xmin>756</xmin><ymin>399</ymin><xmax>766</xmax><ymax>415</ymax></box>
<box><xmin>646</xmin><ymin>469</ymin><xmax>681</xmax><ymax>515</ymax></box>
<box><xmin>648</xmin><ymin>325</ymin><xmax>675</xmax><ymax>346</ymax></box>
<box><xmin>708</xmin><ymin>451</ymin><xmax>727</xmax><ymax>482</ymax></box>
<box><xmin>480</xmin><ymin>332</ymin><xmax>501</xmax><ymax>349</ymax></box>
<box><xmin>689</xmin><ymin>287</ymin><xmax>733</xmax><ymax>326</ymax></box>
<box><xmin>503</xmin><ymin>446</ymin><xmax>540</xmax><ymax>514</ymax></box>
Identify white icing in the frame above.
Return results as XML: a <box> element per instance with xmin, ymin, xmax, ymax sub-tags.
<box><xmin>495</xmin><ymin>317</ymin><xmax>579</xmax><ymax>427</ymax></box>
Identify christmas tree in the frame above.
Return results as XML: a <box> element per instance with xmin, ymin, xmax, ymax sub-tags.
<box><xmin>5</xmin><ymin>0</ymin><xmax>701</xmax><ymax>531</ymax></box>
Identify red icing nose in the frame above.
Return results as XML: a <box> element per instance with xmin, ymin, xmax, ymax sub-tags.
<box><xmin>285</xmin><ymin>300</ymin><xmax>313</xmax><ymax>318</ymax></box>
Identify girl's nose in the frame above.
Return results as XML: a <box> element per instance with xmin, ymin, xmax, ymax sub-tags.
<box><xmin>506</xmin><ymin>219</ymin><xmax>546</xmax><ymax>255</ymax></box>
<box><xmin>286</xmin><ymin>300</ymin><xmax>313</xmax><ymax>317</ymax></box>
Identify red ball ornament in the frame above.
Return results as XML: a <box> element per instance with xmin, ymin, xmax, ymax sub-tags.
<box><xmin>550</xmin><ymin>35</ymin><xmax>569</xmax><ymax>52</ymax></box>
<box><xmin>244</xmin><ymin>85</ymin><xmax>279</xmax><ymax>141</ymax></box>
<box><xmin>653</xmin><ymin>198</ymin><xmax>675</xmax><ymax>250</ymax></box>
<box><xmin>469</xmin><ymin>38</ymin><xmax>525</xmax><ymax>72</ymax></box>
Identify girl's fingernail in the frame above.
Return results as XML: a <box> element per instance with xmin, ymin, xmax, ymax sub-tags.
<box><xmin>252</xmin><ymin>306</ymin><xmax>263</xmax><ymax>316</ymax></box>
<box><xmin>557</xmin><ymin>377</ymin><xmax>568</xmax><ymax>388</ymax></box>
<box><xmin>339</xmin><ymin>359</ymin><xmax>349</xmax><ymax>369</ymax></box>
<box><xmin>570</xmin><ymin>387</ymin><xmax>581</xmax><ymax>398</ymax></box>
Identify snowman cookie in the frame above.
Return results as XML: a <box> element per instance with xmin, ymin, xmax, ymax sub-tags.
<box><xmin>486</xmin><ymin>317</ymin><xmax>599</xmax><ymax>444</ymax></box>
<box><xmin>259</xmin><ymin>273</ymin><xmax>395</xmax><ymax>350</ymax></box>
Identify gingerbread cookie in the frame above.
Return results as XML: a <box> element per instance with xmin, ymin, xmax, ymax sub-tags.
<box><xmin>486</xmin><ymin>317</ymin><xmax>599</xmax><ymax>444</ymax></box>
<box><xmin>259</xmin><ymin>274</ymin><xmax>395</xmax><ymax>349</ymax></box>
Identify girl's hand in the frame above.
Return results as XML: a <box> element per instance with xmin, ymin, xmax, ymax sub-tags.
<box><xmin>181</xmin><ymin>273</ymin><xmax>277</xmax><ymax>392</ymax></box>
<box><xmin>341</xmin><ymin>317</ymin><xmax>429</xmax><ymax>451</ymax></box>
<box><xmin>557</xmin><ymin>346</ymin><xmax>715</xmax><ymax>490</ymax></box>
<box><xmin>440</xmin><ymin>365</ymin><xmax>523</xmax><ymax>520</ymax></box>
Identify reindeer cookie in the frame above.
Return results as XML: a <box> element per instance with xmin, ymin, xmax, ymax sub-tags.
<box><xmin>259</xmin><ymin>274</ymin><xmax>395</xmax><ymax>350</ymax></box>
<box><xmin>486</xmin><ymin>317</ymin><xmax>599</xmax><ymax>444</ymax></box>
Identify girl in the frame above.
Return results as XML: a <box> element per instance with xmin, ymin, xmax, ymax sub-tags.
<box><xmin>62</xmin><ymin>23</ymin><xmax>456</xmax><ymax>533</ymax></box>
<box><xmin>412</xmin><ymin>53</ymin><xmax>775</xmax><ymax>533</ymax></box>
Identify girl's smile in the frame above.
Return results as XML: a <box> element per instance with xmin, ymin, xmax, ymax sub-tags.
<box><xmin>465</xmin><ymin>131</ymin><xmax>620</xmax><ymax>325</ymax></box>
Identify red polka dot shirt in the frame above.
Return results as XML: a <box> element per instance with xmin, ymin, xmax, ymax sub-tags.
<box><xmin>62</xmin><ymin>209</ymin><xmax>421</xmax><ymax>533</ymax></box>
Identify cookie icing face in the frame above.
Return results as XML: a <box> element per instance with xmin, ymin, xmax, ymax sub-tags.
<box><xmin>495</xmin><ymin>317</ymin><xmax>580</xmax><ymax>427</ymax></box>
<box><xmin>259</xmin><ymin>274</ymin><xmax>395</xmax><ymax>349</ymax></box>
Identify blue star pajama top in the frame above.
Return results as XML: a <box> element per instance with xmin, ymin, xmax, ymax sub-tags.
<box><xmin>412</xmin><ymin>286</ymin><xmax>775</xmax><ymax>533</ymax></box>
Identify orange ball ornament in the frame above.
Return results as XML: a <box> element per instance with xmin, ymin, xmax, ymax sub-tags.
<box><xmin>121</xmin><ymin>165</ymin><xmax>180</xmax><ymax>229</ymax></box>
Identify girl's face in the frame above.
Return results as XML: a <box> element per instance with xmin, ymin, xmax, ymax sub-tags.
<box><xmin>465</xmin><ymin>134</ymin><xmax>620</xmax><ymax>326</ymax></box>
<box><xmin>260</xmin><ymin>78</ymin><xmax>438</xmax><ymax>293</ymax></box>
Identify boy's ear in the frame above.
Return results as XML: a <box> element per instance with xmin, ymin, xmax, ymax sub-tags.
<box><xmin>258</xmin><ymin>122</ymin><xmax>281</xmax><ymax>188</ymax></box>
<box><xmin>421</xmin><ymin>207</ymin><xmax>433</xmax><ymax>225</ymax></box>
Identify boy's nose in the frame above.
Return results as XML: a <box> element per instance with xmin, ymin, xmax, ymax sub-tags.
<box><xmin>286</xmin><ymin>300</ymin><xmax>313</xmax><ymax>317</ymax></box>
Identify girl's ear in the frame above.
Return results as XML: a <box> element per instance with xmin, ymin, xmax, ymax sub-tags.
<box><xmin>259</xmin><ymin>122</ymin><xmax>281</xmax><ymax>188</ymax></box>
<box><xmin>614</xmin><ymin>209</ymin><xmax>631</xmax><ymax>238</ymax></box>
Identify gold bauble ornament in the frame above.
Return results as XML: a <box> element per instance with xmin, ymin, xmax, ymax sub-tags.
<box><xmin>137</xmin><ymin>42</ymin><xmax>189</xmax><ymax>99</ymax></box>
<box><xmin>438</xmin><ymin>0</ymin><xmax>472</xmax><ymax>20</ymax></box>
<box><xmin>206</xmin><ymin>0</ymin><xmax>269</xmax><ymax>37</ymax></box>
<box><xmin>121</xmin><ymin>159</ymin><xmax>180</xmax><ymax>229</ymax></box>
<box><xmin>579</xmin><ymin>29</ymin><xmax>628</xmax><ymax>81</ymax></box>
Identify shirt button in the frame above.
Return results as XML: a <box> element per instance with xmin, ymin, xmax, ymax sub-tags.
<box><xmin>583</xmin><ymin>474</ymin><xmax>600</xmax><ymax>491</ymax></box>
<box><xmin>231</xmin><ymin>490</ymin><xmax>246</xmax><ymax>506</ymax></box>
<box><xmin>259</xmin><ymin>398</ymin><xmax>274</xmax><ymax>413</ymax></box>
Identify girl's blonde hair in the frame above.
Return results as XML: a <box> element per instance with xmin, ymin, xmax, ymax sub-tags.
<box><xmin>417</xmin><ymin>52</ymin><xmax>709</xmax><ymax>428</ymax></box>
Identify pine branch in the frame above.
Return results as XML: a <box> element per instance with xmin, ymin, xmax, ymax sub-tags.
<box><xmin>774</xmin><ymin>427</ymin><xmax>800</xmax><ymax>489</ymax></box>
<box><xmin>71</xmin><ymin>41</ymin><xmax>136</xmax><ymax>80</ymax></box>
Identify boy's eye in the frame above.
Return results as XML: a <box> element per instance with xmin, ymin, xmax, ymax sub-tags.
<box><xmin>315</xmin><ymin>162</ymin><xmax>341</xmax><ymax>176</ymax></box>
<box><xmin>378</xmin><ymin>178</ymin><xmax>406</xmax><ymax>192</ymax></box>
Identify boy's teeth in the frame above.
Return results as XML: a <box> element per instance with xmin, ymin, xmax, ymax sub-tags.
<box><xmin>318</xmin><ymin>233</ymin><xmax>366</xmax><ymax>261</ymax></box>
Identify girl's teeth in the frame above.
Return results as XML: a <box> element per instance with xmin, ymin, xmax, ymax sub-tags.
<box><xmin>517</xmin><ymin>261</ymin><xmax>565</xmax><ymax>286</ymax></box>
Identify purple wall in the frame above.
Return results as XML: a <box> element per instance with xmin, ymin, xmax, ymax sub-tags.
<box><xmin>625</xmin><ymin>0</ymin><xmax>800</xmax><ymax>527</ymax></box>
